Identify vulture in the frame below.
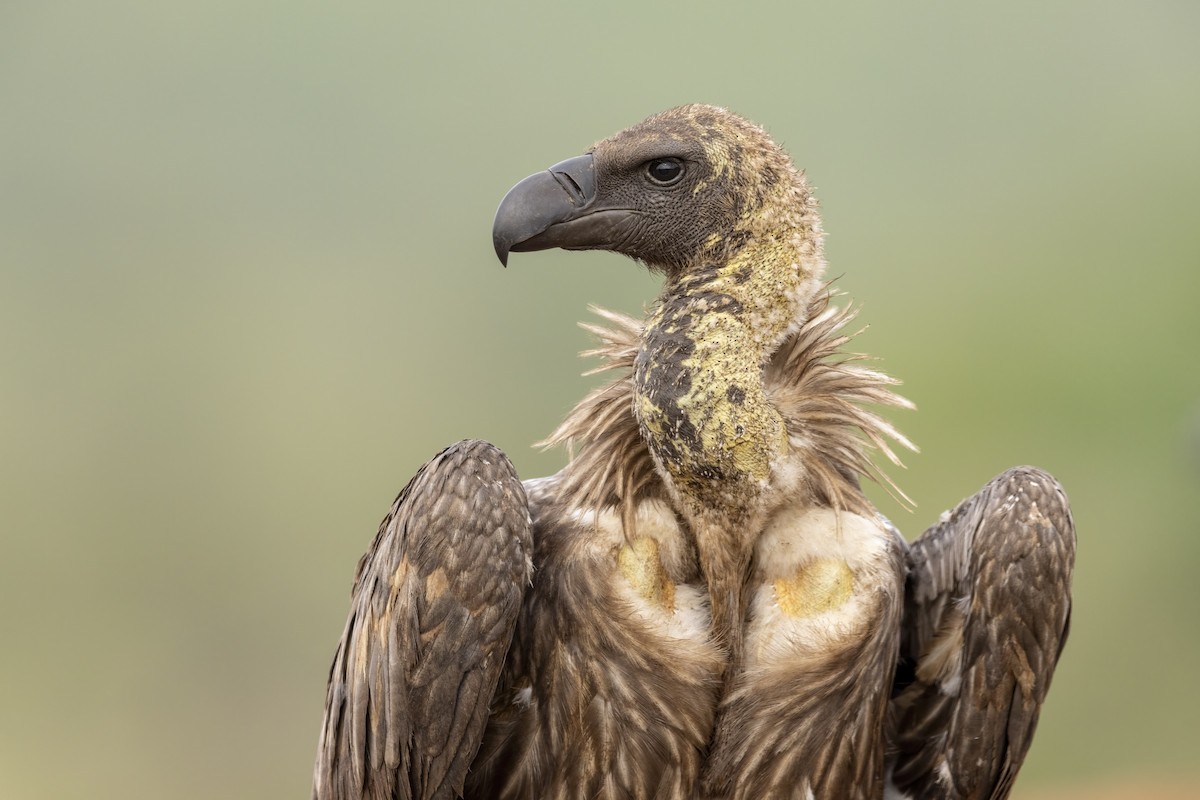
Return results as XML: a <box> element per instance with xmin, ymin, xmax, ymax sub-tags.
<box><xmin>313</xmin><ymin>105</ymin><xmax>1076</xmax><ymax>800</ymax></box>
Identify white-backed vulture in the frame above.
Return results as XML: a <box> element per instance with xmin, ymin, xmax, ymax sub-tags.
<box><xmin>313</xmin><ymin>105</ymin><xmax>1076</xmax><ymax>800</ymax></box>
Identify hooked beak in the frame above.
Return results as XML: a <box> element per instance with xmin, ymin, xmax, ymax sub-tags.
<box><xmin>492</xmin><ymin>154</ymin><xmax>637</xmax><ymax>266</ymax></box>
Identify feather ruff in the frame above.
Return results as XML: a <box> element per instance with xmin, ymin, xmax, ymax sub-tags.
<box><xmin>539</xmin><ymin>288</ymin><xmax>917</xmax><ymax>533</ymax></box>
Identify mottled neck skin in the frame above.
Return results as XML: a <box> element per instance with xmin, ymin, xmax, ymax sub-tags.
<box><xmin>634</xmin><ymin>174</ymin><xmax>825</xmax><ymax>663</ymax></box>
<box><xmin>634</xmin><ymin>236</ymin><xmax>820</xmax><ymax>504</ymax></box>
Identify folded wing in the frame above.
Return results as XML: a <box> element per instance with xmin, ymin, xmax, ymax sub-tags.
<box><xmin>890</xmin><ymin>466</ymin><xmax>1075</xmax><ymax>800</ymax></box>
<box><xmin>313</xmin><ymin>440</ymin><xmax>532</xmax><ymax>800</ymax></box>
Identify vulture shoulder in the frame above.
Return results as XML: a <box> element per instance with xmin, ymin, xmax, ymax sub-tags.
<box><xmin>312</xmin><ymin>440</ymin><xmax>532</xmax><ymax>800</ymax></box>
<box><xmin>888</xmin><ymin>466</ymin><xmax>1076</xmax><ymax>800</ymax></box>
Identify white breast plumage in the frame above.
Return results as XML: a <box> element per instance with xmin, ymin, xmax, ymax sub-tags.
<box><xmin>745</xmin><ymin>506</ymin><xmax>900</xmax><ymax>671</ymax></box>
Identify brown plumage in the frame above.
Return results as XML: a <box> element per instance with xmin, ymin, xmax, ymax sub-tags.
<box><xmin>313</xmin><ymin>441</ymin><xmax>532</xmax><ymax>800</ymax></box>
<box><xmin>890</xmin><ymin>467</ymin><xmax>1075</xmax><ymax>798</ymax></box>
<box><xmin>313</xmin><ymin>105</ymin><xmax>1076</xmax><ymax>799</ymax></box>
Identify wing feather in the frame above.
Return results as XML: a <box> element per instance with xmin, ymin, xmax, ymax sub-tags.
<box><xmin>890</xmin><ymin>466</ymin><xmax>1075</xmax><ymax>800</ymax></box>
<box><xmin>313</xmin><ymin>439</ymin><xmax>533</xmax><ymax>800</ymax></box>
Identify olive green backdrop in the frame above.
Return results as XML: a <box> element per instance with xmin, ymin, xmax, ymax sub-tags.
<box><xmin>2</xmin><ymin>2</ymin><xmax>1197</xmax><ymax>798</ymax></box>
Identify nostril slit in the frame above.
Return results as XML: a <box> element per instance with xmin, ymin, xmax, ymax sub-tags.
<box><xmin>553</xmin><ymin>171</ymin><xmax>585</xmax><ymax>204</ymax></box>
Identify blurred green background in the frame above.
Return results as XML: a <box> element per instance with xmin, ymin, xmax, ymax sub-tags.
<box><xmin>2</xmin><ymin>2</ymin><xmax>1198</xmax><ymax>798</ymax></box>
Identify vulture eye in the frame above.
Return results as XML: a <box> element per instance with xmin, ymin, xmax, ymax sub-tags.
<box><xmin>645</xmin><ymin>158</ymin><xmax>685</xmax><ymax>185</ymax></box>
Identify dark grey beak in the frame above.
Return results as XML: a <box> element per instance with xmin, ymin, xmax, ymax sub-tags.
<box><xmin>492</xmin><ymin>154</ymin><xmax>637</xmax><ymax>266</ymax></box>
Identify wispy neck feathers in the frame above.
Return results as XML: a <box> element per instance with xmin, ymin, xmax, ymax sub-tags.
<box><xmin>540</xmin><ymin>289</ymin><xmax>916</xmax><ymax>535</ymax></box>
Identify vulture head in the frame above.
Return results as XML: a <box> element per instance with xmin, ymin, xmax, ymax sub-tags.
<box><xmin>493</xmin><ymin>104</ymin><xmax>819</xmax><ymax>277</ymax></box>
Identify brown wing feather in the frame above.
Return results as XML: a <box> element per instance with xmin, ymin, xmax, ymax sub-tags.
<box><xmin>890</xmin><ymin>466</ymin><xmax>1075</xmax><ymax>800</ymax></box>
<box><xmin>313</xmin><ymin>439</ymin><xmax>533</xmax><ymax>800</ymax></box>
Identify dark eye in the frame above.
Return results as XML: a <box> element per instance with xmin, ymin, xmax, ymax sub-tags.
<box><xmin>645</xmin><ymin>158</ymin><xmax>685</xmax><ymax>185</ymax></box>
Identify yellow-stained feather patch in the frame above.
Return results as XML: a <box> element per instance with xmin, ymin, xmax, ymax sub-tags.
<box><xmin>773</xmin><ymin>558</ymin><xmax>854</xmax><ymax>618</ymax></box>
<box><xmin>617</xmin><ymin>536</ymin><xmax>677</xmax><ymax>612</ymax></box>
<box><xmin>424</xmin><ymin>567</ymin><xmax>449</xmax><ymax>606</ymax></box>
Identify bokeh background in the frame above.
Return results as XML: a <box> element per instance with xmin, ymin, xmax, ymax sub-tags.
<box><xmin>3</xmin><ymin>2</ymin><xmax>1198</xmax><ymax>798</ymax></box>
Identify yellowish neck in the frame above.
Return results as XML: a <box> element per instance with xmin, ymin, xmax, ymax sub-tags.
<box><xmin>633</xmin><ymin>231</ymin><xmax>821</xmax><ymax>509</ymax></box>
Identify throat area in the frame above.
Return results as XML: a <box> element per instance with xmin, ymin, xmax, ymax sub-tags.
<box><xmin>632</xmin><ymin>238</ymin><xmax>817</xmax><ymax>504</ymax></box>
<box><xmin>634</xmin><ymin>313</ymin><xmax>783</xmax><ymax>501</ymax></box>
